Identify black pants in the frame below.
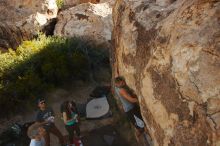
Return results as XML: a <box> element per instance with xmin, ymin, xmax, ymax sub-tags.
<box><xmin>126</xmin><ymin>105</ymin><xmax>145</xmax><ymax>129</ymax></box>
<box><xmin>65</xmin><ymin>124</ymin><xmax>80</xmax><ymax>144</ymax></box>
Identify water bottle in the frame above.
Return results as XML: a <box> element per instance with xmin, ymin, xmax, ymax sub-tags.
<box><xmin>134</xmin><ymin>115</ymin><xmax>145</xmax><ymax>128</ymax></box>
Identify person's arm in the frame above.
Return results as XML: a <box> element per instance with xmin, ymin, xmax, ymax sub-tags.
<box><xmin>77</xmin><ymin>114</ymin><xmax>80</xmax><ymax>123</ymax></box>
<box><xmin>35</xmin><ymin>121</ymin><xmax>49</xmax><ymax>125</ymax></box>
<box><xmin>74</xmin><ymin>108</ymin><xmax>80</xmax><ymax>123</ymax></box>
<box><xmin>119</xmin><ymin>88</ymin><xmax>138</xmax><ymax>103</ymax></box>
<box><xmin>62</xmin><ymin>112</ymin><xmax>74</xmax><ymax>124</ymax></box>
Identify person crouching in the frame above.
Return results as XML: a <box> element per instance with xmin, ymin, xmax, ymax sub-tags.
<box><xmin>28</xmin><ymin>124</ymin><xmax>46</xmax><ymax>146</ymax></box>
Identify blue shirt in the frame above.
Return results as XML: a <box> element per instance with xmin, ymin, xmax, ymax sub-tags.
<box><xmin>30</xmin><ymin>138</ymin><xmax>45</xmax><ymax>146</ymax></box>
<box><xmin>36</xmin><ymin>108</ymin><xmax>54</xmax><ymax>130</ymax></box>
<box><xmin>115</xmin><ymin>87</ymin><xmax>134</xmax><ymax>112</ymax></box>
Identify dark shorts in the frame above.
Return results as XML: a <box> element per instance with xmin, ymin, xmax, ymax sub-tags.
<box><xmin>126</xmin><ymin>105</ymin><xmax>144</xmax><ymax>129</ymax></box>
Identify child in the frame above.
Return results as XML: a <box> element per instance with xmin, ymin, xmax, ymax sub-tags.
<box><xmin>28</xmin><ymin>123</ymin><xmax>46</xmax><ymax>146</ymax></box>
<box><xmin>61</xmin><ymin>101</ymin><xmax>81</xmax><ymax>145</ymax></box>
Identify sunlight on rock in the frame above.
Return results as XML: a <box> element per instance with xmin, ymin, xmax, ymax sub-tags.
<box><xmin>54</xmin><ymin>1</ymin><xmax>113</xmax><ymax>47</ymax></box>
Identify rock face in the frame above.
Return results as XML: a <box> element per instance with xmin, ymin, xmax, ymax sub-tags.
<box><xmin>112</xmin><ymin>0</ymin><xmax>220</xmax><ymax>145</ymax></box>
<box><xmin>0</xmin><ymin>0</ymin><xmax>58</xmax><ymax>51</ymax></box>
<box><xmin>63</xmin><ymin>0</ymin><xmax>114</xmax><ymax>8</ymax></box>
<box><xmin>54</xmin><ymin>2</ymin><xmax>113</xmax><ymax>47</ymax></box>
<box><xmin>0</xmin><ymin>23</ymin><xmax>33</xmax><ymax>52</ymax></box>
<box><xmin>64</xmin><ymin>0</ymin><xmax>100</xmax><ymax>7</ymax></box>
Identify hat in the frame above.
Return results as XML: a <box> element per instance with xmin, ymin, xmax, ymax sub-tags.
<box><xmin>27</xmin><ymin>123</ymin><xmax>41</xmax><ymax>139</ymax></box>
<box><xmin>37</xmin><ymin>98</ymin><xmax>45</xmax><ymax>104</ymax></box>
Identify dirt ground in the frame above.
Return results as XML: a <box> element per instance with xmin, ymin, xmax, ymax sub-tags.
<box><xmin>0</xmin><ymin>82</ymin><xmax>134</xmax><ymax>146</ymax></box>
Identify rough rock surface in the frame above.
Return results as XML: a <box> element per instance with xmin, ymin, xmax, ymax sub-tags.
<box><xmin>0</xmin><ymin>0</ymin><xmax>58</xmax><ymax>51</ymax></box>
<box><xmin>54</xmin><ymin>2</ymin><xmax>113</xmax><ymax>47</ymax></box>
<box><xmin>0</xmin><ymin>22</ymin><xmax>33</xmax><ymax>52</ymax></box>
<box><xmin>64</xmin><ymin>0</ymin><xmax>100</xmax><ymax>7</ymax></box>
<box><xmin>63</xmin><ymin>0</ymin><xmax>115</xmax><ymax>8</ymax></box>
<box><xmin>112</xmin><ymin>0</ymin><xmax>220</xmax><ymax>145</ymax></box>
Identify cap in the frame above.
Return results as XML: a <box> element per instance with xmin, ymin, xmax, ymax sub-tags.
<box><xmin>37</xmin><ymin>98</ymin><xmax>45</xmax><ymax>104</ymax></box>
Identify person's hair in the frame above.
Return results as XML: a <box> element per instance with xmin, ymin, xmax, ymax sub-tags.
<box><xmin>115</xmin><ymin>76</ymin><xmax>125</xmax><ymax>83</ymax></box>
<box><xmin>115</xmin><ymin>76</ymin><xmax>136</xmax><ymax>97</ymax></box>
<box><xmin>37</xmin><ymin>98</ymin><xmax>45</xmax><ymax>105</ymax></box>
<box><xmin>27</xmin><ymin>124</ymin><xmax>41</xmax><ymax>139</ymax></box>
<box><xmin>62</xmin><ymin>100</ymin><xmax>77</xmax><ymax>119</ymax></box>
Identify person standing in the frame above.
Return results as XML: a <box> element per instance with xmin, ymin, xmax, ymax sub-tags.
<box><xmin>35</xmin><ymin>98</ymin><xmax>65</xmax><ymax>146</ymax></box>
<box><xmin>61</xmin><ymin>100</ymin><xmax>81</xmax><ymax>145</ymax></box>
<box><xmin>114</xmin><ymin>76</ymin><xmax>145</xmax><ymax>135</ymax></box>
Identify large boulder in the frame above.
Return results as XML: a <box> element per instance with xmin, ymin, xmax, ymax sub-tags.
<box><xmin>112</xmin><ymin>0</ymin><xmax>220</xmax><ymax>145</ymax></box>
<box><xmin>0</xmin><ymin>0</ymin><xmax>58</xmax><ymax>51</ymax></box>
<box><xmin>0</xmin><ymin>23</ymin><xmax>32</xmax><ymax>52</ymax></box>
<box><xmin>54</xmin><ymin>2</ymin><xmax>113</xmax><ymax>48</ymax></box>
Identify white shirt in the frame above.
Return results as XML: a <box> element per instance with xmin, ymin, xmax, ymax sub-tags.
<box><xmin>29</xmin><ymin>138</ymin><xmax>45</xmax><ymax>146</ymax></box>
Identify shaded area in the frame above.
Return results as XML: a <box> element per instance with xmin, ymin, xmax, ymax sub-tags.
<box><xmin>0</xmin><ymin>83</ymin><xmax>146</xmax><ymax>146</ymax></box>
<box><xmin>0</xmin><ymin>122</ymin><xmax>34</xmax><ymax>146</ymax></box>
<box><xmin>82</xmin><ymin>125</ymin><xmax>129</xmax><ymax>146</ymax></box>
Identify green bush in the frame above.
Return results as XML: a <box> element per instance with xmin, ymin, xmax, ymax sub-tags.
<box><xmin>56</xmin><ymin>0</ymin><xmax>64</xmax><ymax>9</ymax></box>
<box><xmin>0</xmin><ymin>34</ymin><xmax>108</xmax><ymax>117</ymax></box>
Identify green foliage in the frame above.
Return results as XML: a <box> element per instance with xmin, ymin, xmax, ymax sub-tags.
<box><xmin>56</xmin><ymin>0</ymin><xmax>64</xmax><ymax>9</ymax></box>
<box><xmin>0</xmin><ymin>34</ymin><xmax>108</xmax><ymax>117</ymax></box>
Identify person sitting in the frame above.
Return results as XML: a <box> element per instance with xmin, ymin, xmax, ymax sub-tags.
<box><xmin>114</xmin><ymin>76</ymin><xmax>145</xmax><ymax>135</ymax></box>
<box><xmin>61</xmin><ymin>100</ymin><xmax>81</xmax><ymax>145</ymax></box>
<box><xmin>28</xmin><ymin>123</ymin><xmax>46</xmax><ymax>146</ymax></box>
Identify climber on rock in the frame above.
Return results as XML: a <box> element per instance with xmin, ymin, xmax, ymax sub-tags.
<box><xmin>114</xmin><ymin>76</ymin><xmax>145</xmax><ymax>136</ymax></box>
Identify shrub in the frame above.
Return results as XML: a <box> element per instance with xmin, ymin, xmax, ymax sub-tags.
<box><xmin>0</xmin><ymin>34</ymin><xmax>108</xmax><ymax>118</ymax></box>
<box><xmin>56</xmin><ymin>0</ymin><xmax>64</xmax><ymax>9</ymax></box>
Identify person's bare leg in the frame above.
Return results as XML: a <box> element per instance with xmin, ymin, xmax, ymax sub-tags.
<box><xmin>44</xmin><ymin>131</ymin><xmax>50</xmax><ymax>146</ymax></box>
